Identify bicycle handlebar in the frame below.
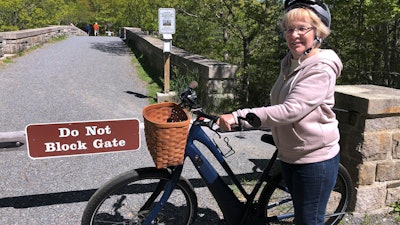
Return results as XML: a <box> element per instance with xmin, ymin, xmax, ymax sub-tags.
<box><xmin>237</xmin><ymin>113</ymin><xmax>261</xmax><ymax>128</ymax></box>
<box><xmin>179</xmin><ymin>81</ymin><xmax>261</xmax><ymax>131</ymax></box>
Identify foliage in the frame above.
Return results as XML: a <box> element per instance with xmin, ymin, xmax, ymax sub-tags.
<box><xmin>391</xmin><ymin>200</ymin><xmax>400</xmax><ymax>221</ymax></box>
<box><xmin>170</xmin><ymin>66</ymin><xmax>201</xmax><ymax>105</ymax></box>
<box><xmin>153</xmin><ymin>0</ymin><xmax>285</xmax><ymax>107</ymax></box>
<box><xmin>0</xmin><ymin>0</ymin><xmax>70</xmax><ymax>31</ymax></box>
<box><xmin>1</xmin><ymin>0</ymin><xmax>399</xmax><ymax>109</ymax></box>
<box><xmin>326</xmin><ymin>0</ymin><xmax>400</xmax><ymax>88</ymax></box>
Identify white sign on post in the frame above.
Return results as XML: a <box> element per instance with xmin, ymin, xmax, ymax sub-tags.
<box><xmin>158</xmin><ymin>8</ymin><xmax>176</xmax><ymax>34</ymax></box>
<box><xmin>162</xmin><ymin>34</ymin><xmax>172</xmax><ymax>53</ymax></box>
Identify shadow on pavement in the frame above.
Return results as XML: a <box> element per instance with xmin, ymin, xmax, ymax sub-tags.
<box><xmin>0</xmin><ymin>189</ymin><xmax>96</xmax><ymax>208</ymax></box>
<box><xmin>90</xmin><ymin>41</ymin><xmax>132</xmax><ymax>56</ymax></box>
<box><xmin>0</xmin><ymin>160</ymin><xmax>274</xmax><ymax>224</ymax></box>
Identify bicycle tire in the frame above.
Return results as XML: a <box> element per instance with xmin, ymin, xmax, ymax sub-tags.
<box><xmin>259</xmin><ymin>163</ymin><xmax>353</xmax><ymax>225</ymax></box>
<box><xmin>81</xmin><ymin>167</ymin><xmax>198</xmax><ymax>225</ymax></box>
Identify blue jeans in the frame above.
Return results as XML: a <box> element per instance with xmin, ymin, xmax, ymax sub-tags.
<box><xmin>280</xmin><ymin>153</ymin><xmax>339</xmax><ymax>225</ymax></box>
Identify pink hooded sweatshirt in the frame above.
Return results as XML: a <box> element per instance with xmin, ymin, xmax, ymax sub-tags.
<box><xmin>232</xmin><ymin>49</ymin><xmax>343</xmax><ymax>164</ymax></box>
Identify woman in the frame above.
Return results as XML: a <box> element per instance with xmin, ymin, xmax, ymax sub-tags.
<box><xmin>217</xmin><ymin>0</ymin><xmax>342</xmax><ymax>224</ymax></box>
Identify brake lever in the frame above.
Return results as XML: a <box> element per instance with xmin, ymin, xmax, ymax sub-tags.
<box><xmin>192</xmin><ymin>110</ymin><xmax>222</xmax><ymax>139</ymax></box>
<box><xmin>237</xmin><ymin>116</ymin><xmax>246</xmax><ymax>131</ymax></box>
<box><xmin>205</xmin><ymin>119</ymin><xmax>221</xmax><ymax>139</ymax></box>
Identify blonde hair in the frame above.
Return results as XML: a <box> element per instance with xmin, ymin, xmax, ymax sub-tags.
<box><xmin>282</xmin><ymin>7</ymin><xmax>330</xmax><ymax>40</ymax></box>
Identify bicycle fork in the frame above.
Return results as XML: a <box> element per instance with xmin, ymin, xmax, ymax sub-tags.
<box><xmin>140</xmin><ymin>166</ymin><xmax>183</xmax><ymax>225</ymax></box>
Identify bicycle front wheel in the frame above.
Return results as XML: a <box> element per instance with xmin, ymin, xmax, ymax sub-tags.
<box><xmin>259</xmin><ymin>164</ymin><xmax>353</xmax><ymax>225</ymax></box>
<box><xmin>81</xmin><ymin>167</ymin><xmax>198</xmax><ymax>225</ymax></box>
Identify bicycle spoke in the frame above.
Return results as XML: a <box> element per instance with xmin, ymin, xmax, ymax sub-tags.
<box><xmin>82</xmin><ymin>169</ymin><xmax>197</xmax><ymax>225</ymax></box>
<box><xmin>261</xmin><ymin>164</ymin><xmax>352</xmax><ymax>225</ymax></box>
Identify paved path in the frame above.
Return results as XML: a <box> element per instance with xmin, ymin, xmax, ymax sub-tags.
<box><xmin>0</xmin><ymin>36</ymin><xmax>277</xmax><ymax>224</ymax></box>
<box><xmin>0</xmin><ymin>36</ymin><xmax>153</xmax><ymax>224</ymax></box>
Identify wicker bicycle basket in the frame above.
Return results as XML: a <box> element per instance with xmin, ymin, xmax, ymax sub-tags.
<box><xmin>142</xmin><ymin>102</ymin><xmax>190</xmax><ymax>169</ymax></box>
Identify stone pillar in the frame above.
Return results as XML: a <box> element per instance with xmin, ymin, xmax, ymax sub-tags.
<box><xmin>334</xmin><ymin>85</ymin><xmax>400</xmax><ymax>215</ymax></box>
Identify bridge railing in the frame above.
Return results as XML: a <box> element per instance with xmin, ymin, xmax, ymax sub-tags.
<box><xmin>120</xmin><ymin>27</ymin><xmax>237</xmax><ymax>108</ymax></box>
<box><xmin>0</xmin><ymin>25</ymin><xmax>86</xmax><ymax>57</ymax></box>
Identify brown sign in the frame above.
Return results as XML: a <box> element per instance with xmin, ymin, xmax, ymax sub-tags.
<box><xmin>26</xmin><ymin>119</ymin><xmax>140</xmax><ymax>159</ymax></box>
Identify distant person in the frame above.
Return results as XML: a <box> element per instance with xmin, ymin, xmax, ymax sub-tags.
<box><xmin>85</xmin><ymin>24</ymin><xmax>91</xmax><ymax>35</ymax></box>
<box><xmin>93</xmin><ymin>22</ymin><xmax>99</xmax><ymax>36</ymax></box>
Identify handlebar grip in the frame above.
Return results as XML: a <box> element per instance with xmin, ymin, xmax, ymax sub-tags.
<box><xmin>261</xmin><ymin>134</ymin><xmax>275</xmax><ymax>146</ymax></box>
<box><xmin>245</xmin><ymin>113</ymin><xmax>261</xmax><ymax>128</ymax></box>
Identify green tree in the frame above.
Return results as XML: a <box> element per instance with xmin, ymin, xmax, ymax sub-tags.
<box><xmin>327</xmin><ymin>0</ymin><xmax>400</xmax><ymax>88</ymax></box>
<box><xmin>0</xmin><ymin>0</ymin><xmax>25</xmax><ymax>31</ymax></box>
<box><xmin>171</xmin><ymin>0</ymin><xmax>284</xmax><ymax>107</ymax></box>
<box><xmin>81</xmin><ymin>0</ymin><xmax>125</xmax><ymax>32</ymax></box>
<box><xmin>0</xmin><ymin>0</ymin><xmax>71</xmax><ymax>31</ymax></box>
<box><xmin>73</xmin><ymin>0</ymin><xmax>93</xmax><ymax>24</ymax></box>
<box><xmin>123</xmin><ymin>0</ymin><xmax>160</xmax><ymax>32</ymax></box>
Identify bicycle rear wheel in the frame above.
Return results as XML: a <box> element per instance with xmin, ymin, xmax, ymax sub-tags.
<box><xmin>81</xmin><ymin>167</ymin><xmax>198</xmax><ymax>225</ymax></box>
<box><xmin>259</xmin><ymin>164</ymin><xmax>353</xmax><ymax>225</ymax></box>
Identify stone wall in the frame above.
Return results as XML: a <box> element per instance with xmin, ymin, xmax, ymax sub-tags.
<box><xmin>0</xmin><ymin>25</ymin><xmax>87</xmax><ymax>55</ymax></box>
<box><xmin>335</xmin><ymin>85</ymin><xmax>400</xmax><ymax>215</ymax></box>
<box><xmin>0</xmin><ymin>36</ymin><xmax>3</xmax><ymax>58</ymax></box>
<box><xmin>120</xmin><ymin>27</ymin><xmax>238</xmax><ymax>106</ymax></box>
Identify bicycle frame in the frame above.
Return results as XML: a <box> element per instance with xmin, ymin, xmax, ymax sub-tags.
<box><xmin>144</xmin><ymin>119</ymin><xmax>279</xmax><ymax>225</ymax></box>
<box><xmin>185</xmin><ymin>124</ymin><xmax>247</xmax><ymax>225</ymax></box>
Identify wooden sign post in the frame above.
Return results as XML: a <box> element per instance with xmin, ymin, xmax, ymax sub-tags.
<box><xmin>164</xmin><ymin>50</ymin><xmax>171</xmax><ymax>93</ymax></box>
<box><xmin>158</xmin><ymin>8</ymin><xmax>175</xmax><ymax>94</ymax></box>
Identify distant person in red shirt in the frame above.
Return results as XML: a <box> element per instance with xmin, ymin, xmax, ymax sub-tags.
<box><xmin>93</xmin><ymin>22</ymin><xmax>99</xmax><ymax>36</ymax></box>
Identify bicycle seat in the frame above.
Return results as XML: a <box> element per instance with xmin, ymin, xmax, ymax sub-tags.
<box><xmin>261</xmin><ymin>134</ymin><xmax>275</xmax><ymax>146</ymax></box>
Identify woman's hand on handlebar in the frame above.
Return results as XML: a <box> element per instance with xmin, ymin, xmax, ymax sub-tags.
<box><xmin>217</xmin><ymin>114</ymin><xmax>236</xmax><ymax>131</ymax></box>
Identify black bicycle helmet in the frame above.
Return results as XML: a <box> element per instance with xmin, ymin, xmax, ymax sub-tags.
<box><xmin>284</xmin><ymin>0</ymin><xmax>331</xmax><ymax>29</ymax></box>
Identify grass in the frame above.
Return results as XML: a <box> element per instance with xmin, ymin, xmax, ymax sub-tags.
<box><xmin>338</xmin><ymin>213</ymin><xmax>400</xmax><ymax>225</ymax></box>
<box><xmin>129</xmin><ymin>49</ymin><xmax>202</xmax><ymax>104</ymax></box>
<box><xmin>0</xmin><ymin>57</ymin><xmax>13</xmax><ymax>67</ymax></box>
<box><xmin>47</xmin><ymin>34</ymin><xmax>67</xmax><ymax>43</ymax></box>
<box><xmin>130</xmin><ymin>53</ymin><xmax>160</xmax><ymax>103</ymax></box>
<box><xmin>229</xmin><ymin>177</ymin><xmax>262</xmax><ymax>202</ymax></box>
<box><xmin>391</xmin><ymin>200</ymin><xmax>400</xmax><ymax>223</ymax></box>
